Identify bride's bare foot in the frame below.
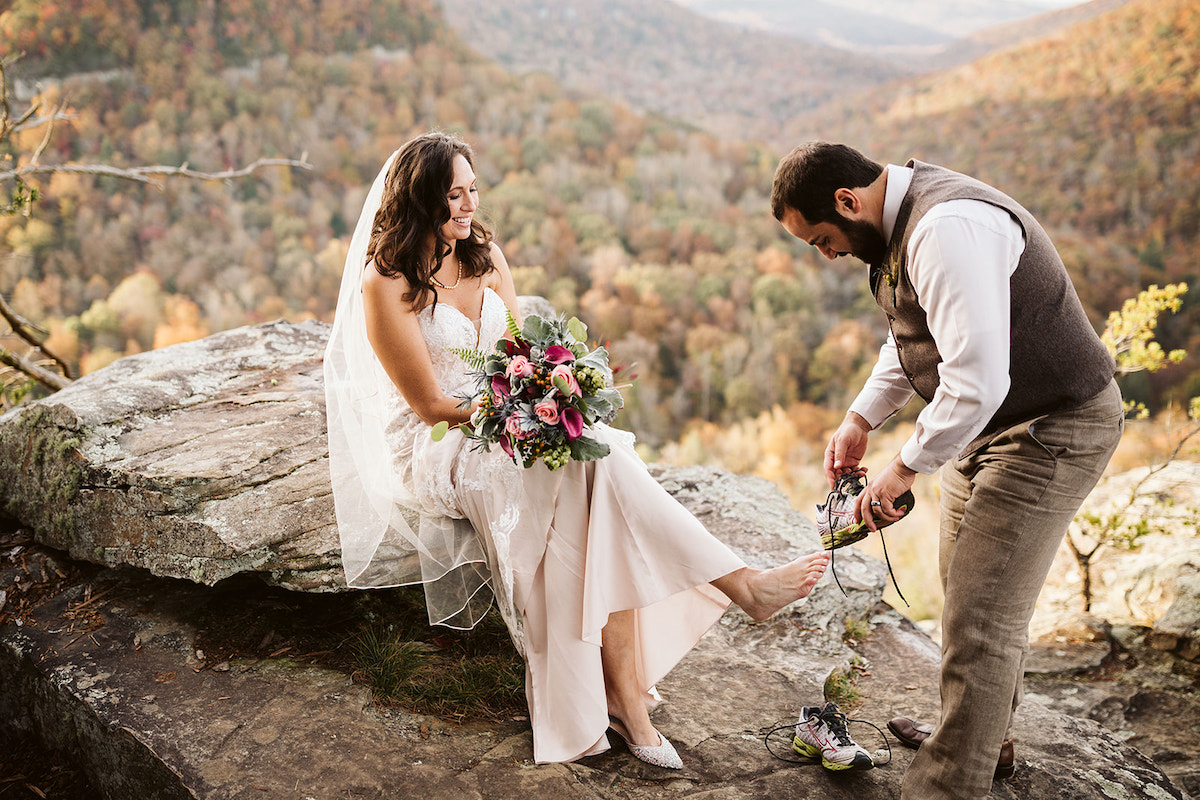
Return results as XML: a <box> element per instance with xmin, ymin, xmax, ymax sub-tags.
<box><xmin>715</xmin><ymin>551</ymin><xmax>830</xmax><ymax>622</ymax></box>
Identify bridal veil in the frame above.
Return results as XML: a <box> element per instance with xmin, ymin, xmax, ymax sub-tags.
<box><xmin>323</xmin><ymin>150</ymin><xmax>495</xmax><ymax>632</ymax></box>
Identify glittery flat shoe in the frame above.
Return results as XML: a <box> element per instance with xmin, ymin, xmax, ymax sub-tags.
<box><xmin>607</xmin><ymin>716</ymin><xmax>683</xmax><ymax>770</ymax></box>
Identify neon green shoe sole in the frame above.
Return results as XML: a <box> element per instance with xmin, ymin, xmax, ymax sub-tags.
<box><xmin>819</xmin><ymin>492</ymin><xmax>914</xmax><ymax>551</ymax></box>
<box><xmin>793</xmin><ymin>737</ymin><xmax>820</xmax><ymax>758</ymax></box>
<box><xmin>792</xmin><ymin>736</ymin><xmax>874</xmax><ymax>771</ymax></box>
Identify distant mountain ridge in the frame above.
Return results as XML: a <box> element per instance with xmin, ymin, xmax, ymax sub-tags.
<box><xmin>674</xmin><ymin>1</ymin><xmax>1138</xmax><ymax>75</ymax></box>
<box><xmin>919</xmin><ymin>0</ymin><xmax>1134</xmax><ymax>71</ymax></box>
<box><xmin>437</xmin><ymin>0</ymin><xmax>1133</xmax><ymax>145</ymax></box>
<box><xmin>436</xmin><ymin>0</ymin><xmax>902</xmax><ymax>146</ymax></box>
<box><xmin>671</xmin><ymin>0</ymin><xmax>1041</xmax><ymax>51</ymax></box>
<box><xmin>785</xmin><ymin>0</ymin><xmax>1199</xmax><ymax>370</ymax></box>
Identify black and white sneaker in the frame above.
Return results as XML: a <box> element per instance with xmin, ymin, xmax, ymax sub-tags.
<box><xmin>815</xmin><ymin>470</ymin><xmax>914</xmax><ymax>550</ymax></box>
<box><xmin>814</xmin><ymin>470</ymin><xmax>913</xmax><ymax>604</ymax></box>
<box><xmin>792</xmin><ymin>701</ymin><xmax>875</xmax><ymax>772</ymax></box>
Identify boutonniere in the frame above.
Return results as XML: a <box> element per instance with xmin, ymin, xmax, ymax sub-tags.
<box><xmin>882</xmin><ymin>256</ymin><xmax>899</xmax><ymax>287</ymax></box>
<box><xmin>871</xmin><ymin>255</ymin><xmax>900</xmax><ymax>305</ymax></box>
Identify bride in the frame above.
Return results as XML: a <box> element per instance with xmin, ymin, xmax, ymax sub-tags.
<box><xmin>324</xmin><ymin>132</ymin><xmax>829</xmax><ymax>767</ymax></box>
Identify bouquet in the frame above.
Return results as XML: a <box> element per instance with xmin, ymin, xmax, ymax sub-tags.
<box><xmin>431</xmin><ymin>309</ymin><xmax>625</xmax><ymax>470</ymax></box>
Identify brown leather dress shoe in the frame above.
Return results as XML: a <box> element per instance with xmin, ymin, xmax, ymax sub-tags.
<box><xmin>995</xmin><ymin>738</ymin><xmax>1015</xmax><ymax>780</ymax></box>
<box><xmin>887</xmin><ymin>716</ymin><xmax>934</xmax><ymax>748</ymax></box>
<box><xmin>886</xmin><ymin>718</ymin><xmax>1017</xmax><ymax>779</ymax></box>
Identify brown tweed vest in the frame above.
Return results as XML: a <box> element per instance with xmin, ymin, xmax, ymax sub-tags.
<box><xmin>875</xmin><ymin>160</ymin><xmax>1115</xmax><ymax>451</ymax></box>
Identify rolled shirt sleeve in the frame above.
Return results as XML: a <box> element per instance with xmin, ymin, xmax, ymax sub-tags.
<box><xmin>849</xmin><ymin>333</ymin><xmax>915</xmax><ymax>427</ymax></box>
<box><xmin>852</xmin><ymin>199</ymin><xmax>1026</xmax><ymax>473</ymax></box>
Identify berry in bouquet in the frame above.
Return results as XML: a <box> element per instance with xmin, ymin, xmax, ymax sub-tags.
<box><xmin>432</xmin><ymin>308</ymin><xmax>625</xmax><ymax>471</ymax></box>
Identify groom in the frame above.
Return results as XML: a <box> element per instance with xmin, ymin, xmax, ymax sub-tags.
<box><xmin>771</xmin><ymin>142</ymin><xmax>1123</xmax><ymax>799</ymax></box>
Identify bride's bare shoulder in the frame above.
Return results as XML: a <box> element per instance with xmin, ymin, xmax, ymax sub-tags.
<box><xmin>484</xmin><ymin>242</ymin><xmax>515</xmax><ymax>290</ymax></box>
<box><xmin>363</xmin><ymin>262</ymin><xmax>413</xmax><ymax>303</ymax></box>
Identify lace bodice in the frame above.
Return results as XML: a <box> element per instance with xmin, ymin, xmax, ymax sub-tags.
<box><xmin>418</xmin><ymin>287</ymin><xmax>509</xmax><ymax>397</ymax></box>
<box><xmin>380</xmin><ymin>286</ymin><xmax>520</xmax><ymax>528</ymax></box>
<box><xmin>381</xmin><ymin>288</ymin><xmax>508</xmax><ymax>436</ymax></box>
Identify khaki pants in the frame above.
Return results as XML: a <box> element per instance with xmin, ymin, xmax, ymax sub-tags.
<box><xmin>902</xmin><ymin>380</ymin><xmax>1124</xmax><ymax>800</ymax></box>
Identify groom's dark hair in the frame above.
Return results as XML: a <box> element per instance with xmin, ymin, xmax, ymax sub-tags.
<box><xmin>771</xmin><ymin>142</ymin><xmax>883</xmax><ymax>224</ymax></box>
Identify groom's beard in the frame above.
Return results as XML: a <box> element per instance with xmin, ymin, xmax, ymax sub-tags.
<box><xmin>837</xmin><ymin>217</ymin><xmax>888</xmax><ymax>268</ymax></box>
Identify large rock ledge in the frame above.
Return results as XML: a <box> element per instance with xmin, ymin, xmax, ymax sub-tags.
<box><xmin>0</xmin><ymin>319</ymin><xmax>1193</xmax><ymax>799</ymax></box>
<box><xmin>0</xmin><ymin>320</ymin><xmax>341</xmax><ymax>591</ymax></box>
<box><xmin>1</xmin><ymin>547</ymin><xmax>1190</xmax><ymax>800</ymax></box>
<box><xmin>0</xmin><ymin>316</ymin><xmax>883</xmax><ymax>597</ymax></box>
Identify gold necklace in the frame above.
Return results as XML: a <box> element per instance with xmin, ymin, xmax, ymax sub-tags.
<box><xmin>430</xmin><ymin>257</ymin><xmax>463</xmax><ymax>290</ymax></box>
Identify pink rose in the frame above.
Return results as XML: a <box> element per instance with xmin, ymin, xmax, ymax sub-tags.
<box><xmin>561</xmin><ymin>408</ymin><xmax>584</xmax><ymax>440</ymax></box>
<box><xmin>507</xmin><ymin>355</ymin><xmax>534</xmax><ymax>379</ymax></box>
<box><xmin>534</xmin><ymin>398</ymin><xmax>560</xmax><ymax>425</ymax></box>
<box><xmin>506</xmin><ymin>414</ymin><xmax>527</xmax><ymax>440</ymax></box>
<box><xmin>550</xmin><ymin>364</ymin><xmax>581</xmax><ymax>397</ymax></box>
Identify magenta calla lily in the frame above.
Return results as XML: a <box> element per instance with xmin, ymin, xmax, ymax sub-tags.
<box><xmin>545</xmin><ymin>345</ymin><xmax>575</xmax><ymax>364</ymax></box>
<box><xmin>561</xmin><ymin>408</ymin><xmax>585</xmax><ymax>440</ymax></box>
<box><xmin>502</xmin><ymin>339</ymin><xmax>531</xmax><ymax>358</ymax></box>
<box><xmin>491</xmin><ymin>374</ymin><xmax>510</xmax><ymax>398</ymax></box>
<box><xmin>499</xmin><ymin>434</ymin><xmax>514</xmax><ymax>458</ymax></box>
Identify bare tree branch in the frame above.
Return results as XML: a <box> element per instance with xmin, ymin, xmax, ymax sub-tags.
<box><xmin>1114</xmin><ymin>412</ymin><xmax>1200</xmax><ymax>509</ymax></box>
<box><xmin>14</xmin><ymin>111</ymin><xmax>74</xmax><ymax>132</ymax></box>
<box><xmin>0</xmin><ymin>57</ymin><xmax>41</xmax><ymax>136</ymax></box>
<box><xmin>0</xmin><ymin>291</ymin><xmax>73</xmax><ymax>379</ymax></box>
<box><xmin>0</xmin><ymin>57</ymin><xmax>311</xmax><ymax>400</ymax></box>
<box><xmin>0</xmin><ymin>346</ymin><xmax>71</xmax><ymax>391</ymax></box>
<box><xmin>0</xmin><ymin>292</ymin><xmax>47</xmax><ymax>337</ymax></box>
<box><xmin>27</xmin><ymin>99</ymin><xmax>61</xmax><ymax>168</ymax></box>
<box><xmin>0</xmin><ymin>155</ymin><xmax>314</xmax><ymax>188</ymax></box>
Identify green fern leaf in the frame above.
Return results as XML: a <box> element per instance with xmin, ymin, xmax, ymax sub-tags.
<box><xmin>449</xmin><ymin>347</ymin><xmax>487</xmax><ymax>371</ymax></box>
<box><xmin>504</xmin><ymin>306</ymin><xmax>523</xmax><ymax>342</ymax></box>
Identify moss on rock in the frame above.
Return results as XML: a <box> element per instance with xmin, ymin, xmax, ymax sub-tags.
<box><xmin>0</xmin><ymin>404</ymin><xmax>88</xmax><ymax>545</ymax></box>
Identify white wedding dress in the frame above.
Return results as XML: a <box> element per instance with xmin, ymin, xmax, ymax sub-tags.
<box><xmin>324</xmin><ymin>151</ymin><xmax>747</xmax><ymax>764</ymax></box>
<box><xmin>390</xmin><ymin>287</ymin><xmax>747</xmax><ymax>763</ymax></box>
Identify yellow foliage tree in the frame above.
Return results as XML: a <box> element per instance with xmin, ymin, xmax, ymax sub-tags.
<box><xmin>107</xmin><ymin>272</ymin><xmax>166</xmax><ymax>348</ymax></box>
<box><xmin>1068</xmin><ymin>283</ymin><xmax>1199</xmax><ymax>612</ymax></box>
<box><xmin>1101</xmin><ymin>283</ymin><xmax>1189</xmax><ymax>418</ymax></box>
<box><xmin>153</xmin><ymin>296</ymin><xmax>210</xmax><ymax>350</ymax></box>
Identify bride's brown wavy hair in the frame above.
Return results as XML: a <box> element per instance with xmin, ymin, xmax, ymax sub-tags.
<box><xmin>366</xmin><ymin>132</ymin><xmax>495</xmax><ymax>309</ymax></box>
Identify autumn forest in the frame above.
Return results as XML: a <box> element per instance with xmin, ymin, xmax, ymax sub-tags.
<box><xmin>1</xmin><ymin>0</ymin><xmax>1198</xmax><ymax>463</ymax></box>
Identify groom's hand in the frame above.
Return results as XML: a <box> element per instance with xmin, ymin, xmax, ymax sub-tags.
<box><xmin>857</xmin><ymin>455</ymin><xmax>917</xmax><ymax>531</ymax></box>
<box><xmin>824</xmin><ymin>412</ymin><xmax>872</xmax><ymax>487</ymax></box>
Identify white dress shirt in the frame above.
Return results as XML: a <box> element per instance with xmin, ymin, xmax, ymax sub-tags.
<box><xmin>848</xmin><ymin>165</ymin><xmax>1027</xmax><ymax>473</ymax></box>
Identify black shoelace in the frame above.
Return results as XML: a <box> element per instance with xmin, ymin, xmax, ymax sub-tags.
<box><xmin>821</xmin><ymin>477</ymin><xmax>910</xmax><ymax>608</ymax></box>
<box><xmin>821</xmin><ymin>707</ymin><xmax>855</xmax><ymax>746</ymax></box>
<box><xmin>762</xmin><ymin>715</ymin><xmax>893</xmax><ymax>765</ymax></box>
